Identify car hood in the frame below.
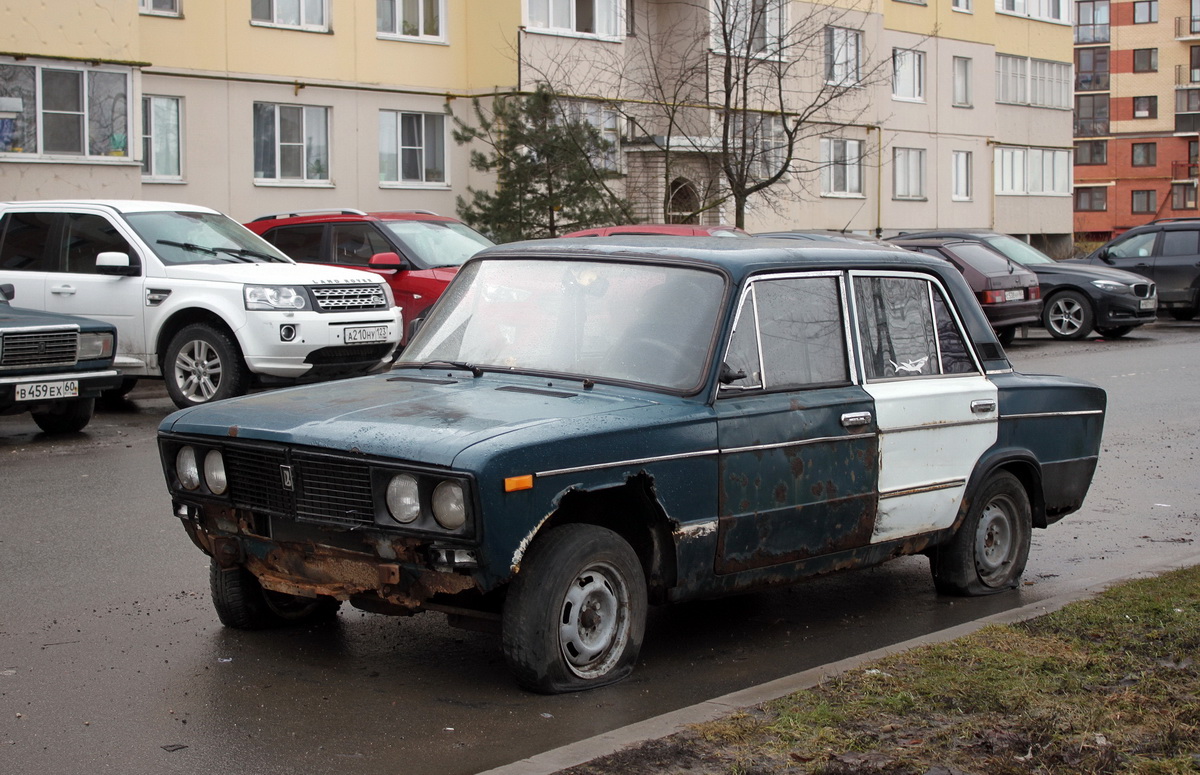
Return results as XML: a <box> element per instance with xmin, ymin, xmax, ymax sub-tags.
<box><xmin>1032</xmin><ymin>261</ymin><xmax>1150</xmax><ymax>286</ymax></box>
<box><xmin>162</xmin><ymin>262</ymin><xmax>384</xmax><ymax>285</ymax></box>
<box><xmin>0</xmin><ymin>302</ymin><xmax>111</xmax><ymax>331</ymax></box>
<box><xmin>160</xmin><ymin>371</ymin><xmax>678</xmax><ymax>468</ymax></box>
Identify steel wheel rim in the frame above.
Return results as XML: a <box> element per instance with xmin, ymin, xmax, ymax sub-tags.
<box><xmin>975</xmin><ymin>495</ymin><xmax>1017</xmax><ymax>583</ymax></box>
<box><xmin>558</xmin><ymin>561</ymin><xmax>630</xmax><ymax>679</ymax></box>
<box><xmin>1048</xmin><ymin>298</ymin><xmax>1084</xmax><ymax>336</ymax></box>
<box><xmin>174</xmin><ymin>339</ymin><xmax>222</xmax><ymax>401</ymax></box>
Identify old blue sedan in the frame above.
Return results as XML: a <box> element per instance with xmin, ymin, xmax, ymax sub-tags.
<box><xmin>158</xmin><ymin>238</ymin><xmax>1106</xmax><ymax>693</ymax></box>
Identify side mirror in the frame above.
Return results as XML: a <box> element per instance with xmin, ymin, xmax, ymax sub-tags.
<box><xmin>405</xmin><ymin>316</ymin><xmax>424</xmax><ymax>344</ymax></box>
<box><xmin>1096</xmin><ymin>247</ymin><xmax>1112</xmax><ymax>264</ymax></box>
<box><xmin>369</xmin><ymin>252</ymin><xmax>404</xmax><ymax>273</ymax></box>
<box><xmin>0</xmin><ymin>283</ymin><xmax>13</xmax><ymax>302</ymax></box>
<box><xmin>96</xmin><ymin>251</ymin><xmax>140</xmax><ymax>276</ymax></box>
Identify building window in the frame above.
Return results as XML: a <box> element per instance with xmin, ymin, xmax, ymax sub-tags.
<box><xmin>893</xmin><ymin>147</ymin><xmax>926</xmax><ymax>199</ymax></box>
<box><xmin>996</xmin><ymin>147</ymin><xmax>1069</xmax><ymax>195</ymax></box>
<box><xmin>714</xmin><ymin>0</ymin><xmax>786</xmax><ymax>54</ymax></box>
<box><xmin>1172</xmin><ymin>183</ymin><xmax>1198</xmax><ymax>210</ymax></box>
<box><xmin>377</xmin><ymin>0</ymin><xmax>443</xmax><ymax>40</ymax></box>
<box><xmin>952</xmin><ymin>0</ymin><xmax>972</xmax><ymax>10</ymax></box>
<box><xmin>1131</xmin><ymin>190</ymin><xmax>1156</xmax><ymax>213</ymax></box>
<box><xmin>0</xmin><ymin>62</ymin><xmax>131</xmax><ymax>157</ymax></box>
<box><xmin>1133</xmin><ymin>48</ymin><xmax>1158</xmax><ymax>72</ymax></box>
<box><xmin>1075</xmin><ymin>0</ymin><xmax>1109</xmax><ymax>43</ymax></box>
<box><xmin>527</xmin><ymin>0</ymin><xmax>620</xmax><ymax>37</ymax></box>
<box><xmin>997</xmin><ymin>0</ymin><xmax>1068</xmax><ymax>21</ymax></box>
<box><xmin>139</xmin><ymin>0</ymin><xmax>180</xmax><ymax>15</ymax></box>
<box><xmin>1075</xmin><ymin>47</ymin><xmax>1109</xmax><ymax>90</ymax></box>
<box><xmin>379</xmin><ymin>110</ymin><xmax>446</xmax><ymax>184</ymax></box>
<box><xmin>1074</xmin><ymin>187</ymin><xmax>1107</xmax><ymax>211</ymax></box>
<box><xmin>567</xmin><ymin>101</ymin><xmax>623</xmax><ymax>171</ymax></box>
<box><xmin>1075</xmin><ymin>140</ymin><xmax>1107</xmax><ymax>165</ymax></box>
<box><xmin>1178</xmin><ymin>89</ymin><xmax>1200</xmax><ymax>113</ymax></box>
<box><xmin>996</xmin><ymin>55</ymin><xmax>1027</xmax><ymax>104</ymax></box>
<box><xmin>1133</xmin><ymin>96</ymin><xmax>1157</xmax><ymax>118</ymax></box>
<box><xmin>1074</xmin><ymin>93</ymin><xmax>1109</xmax><ymax>136</ymax></box>
<box><xmin>1029</xmin><ymin>60</ymin><xmax>1071</xmax><ymax>108</ymax></box>
<box><xmin>952</xmin><ymin>150</ymin><xmax>972</xmax><ymax>200</ymax></box>
<box><xmin>892</xmin><ymin>49</ymin><xmax>925</xmax><ymax>101</ymax></box>
<box><xmin>141</xmin><ymin>96</ymin><xmax>181</xmax><ymax>179</ymax></box>
<box><xmin>820</xmin><ymin>137</ymin><xmax>863</xmax><ymax>195</ymax></box>
<box><xmin>1132</xmin><ymin>142</ymin><xmax>1157</xmax><ymax>167</ymax></box>
<box><xmin>1132</xmin><ymin>0</ymin><xmax>1157</xmax><ymax>22</ymax></box>
<box><xmin>253</xmin><ymin>103</ymin><xmax>329</xmax><ymax>181</ymax></box>
<box><xmin>825</xmin><ymin>27</ymin><xmax>862</xmax><ymax>86</ymax></box>
<box><xmin>251</xmin><ymin>0</ymin><xmax>328</xmax><ymax>30</ymax></box>
<box><xmin>953</xmin><ymin>57</ymin><xmax>972</xmax><ymax>106</ymax></box>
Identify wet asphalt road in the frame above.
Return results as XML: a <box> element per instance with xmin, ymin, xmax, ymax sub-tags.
<box><xmin>2</xmin><ymin>320</ymin><xmax>1199</xmax><ymax>775</ymax></box>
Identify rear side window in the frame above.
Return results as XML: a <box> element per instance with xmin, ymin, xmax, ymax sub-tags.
<box><xmin>0</xmin><ymin>212</ymin><xmax>56</xmax><ymax>272</ymax></box>
<box><xmin>63</xmin><ymin>214</ymin><xmax>134</xmax><ymax>273</ymax></box>
<box><xmin>854</xmin><ymin>275</ymin><xmax>978</xmax><ymax>380</ymax></box>
<box><xmin>1159</xmin><ymin>229</ymin><xmax>1200</xmax><ymax>257</ymax></box>
<box><xmin>262</xmin><ymin>225</ymin><xmax>325</xmax><ymax>262</ymax></box>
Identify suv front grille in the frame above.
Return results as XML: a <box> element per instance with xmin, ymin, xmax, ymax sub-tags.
<box><xmin>0</xmin><ymin>330</ymin><xmax>78</xmax><ymax>370</ymax></box>
<box><xmin>224</xmin><ymin>445</ymin><xmax>375</xmax><ymax>528</ymax></box>
<box><xmin>307</xmin><ymin>285</ymin><xmax>389</xmax><ymax>312</ymax></box>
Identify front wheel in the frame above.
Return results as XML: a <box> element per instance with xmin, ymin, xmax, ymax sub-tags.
<box><xmin>164</xmin><ymin>323</ymin><xmax>249</xmax><ymax>408</ymax></box>
<box><xmin>210</xmin><ymin>560</ymin><xmax>341</xmax><ymax>629</ymax></box>
<box><xmin>31</xmin><ymin>398</ymin><xmax>95</xmax><ymax>434</ymax></box>
<box><xmin>1044</xmin><ymin>290</ymin><xmax>1094</xmax><ymax>340</ymax></box>
<box><xmin>932</xmin><ymin>471</ymin><xmax>1032</xmax><ymax>596</ymax></box>
<box><xmin>501</xmin><ymin>524</ymin><xmax>647</xmax><ymax>693</ymax></box>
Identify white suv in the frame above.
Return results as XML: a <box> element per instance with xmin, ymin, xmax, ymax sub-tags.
<box><xmin>0</xmin><ymin>200</ymin><xmax>402</xmax><ymax>408</ymax></box>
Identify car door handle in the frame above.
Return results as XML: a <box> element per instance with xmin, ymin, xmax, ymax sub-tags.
<box><xmin>841</xmin><ymin>411</ymin><xmax>872</xmax><ymax>428</ymax></box>
<box><xmin>971</xmin><ymin>399</ymin><xmax>996</xmax><ymax>414</ymax></box>
<box><xmin>50</xmin><ymin>285</ymin><xmax>76</xmax><ymax>296</ymax></box>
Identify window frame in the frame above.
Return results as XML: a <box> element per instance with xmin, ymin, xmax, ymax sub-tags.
<box><xmin>1074</xmin><ymin>0</ymin><xmax>1109</xmax><ymax>42</ymax></box>
<box><xmin>1074</xmin><ymin>139</ymin><xmax>1107</xmax><ymax>165</ymax></box>
<box><xmin>952</xmin><ymin>56</ymin><xmax>973</xmax><ymax>107</ymax></box>
<box><xmin>379</xmin><ymin>109</ymin><xmax>448</xmax><ymax>187</ymax></box>
<box><xmin>1074</xmin><ymin>46</ymin><xmax>1109</xmax><ymax>90</ymax></box>
<box><xmin>820</xmin><ymin>137</ymin><xmax>864</xmax><ymax>197</ymax></box>
<box><xmin>141</xmin><ymin>94</ymin><xmax>183</xmax><ymax>181</ymax></box>
<box><xmin>952</xmin><ymin>150</ymin><xmax>973</xmax><ymax>201</ymax></box>
<box><xmin>1132</xmin><ymin>0</ymin><xmax>1157</xmax><ymax>23</ymax></box>
<box><xmin>825</xmin><ymin>26</ymin><xmax>863</xmax><ymax>86</ymax></box>
<box><xmin>893</xmin><ymin>147</ymin><xmax>927</xmax><ymax>200</ymax></box>
<box><xmin>1074</xmin><ymin>186</ymin><xmax>1108</xmax><ymax>211</ymax></box>
<box><xmin>139</xmin><ymin>0</ymin><xmax>181</xmax><ymax>16</ymax></box>
<box><xmin>1074</xmin><ymin>93</ymin><xmax>1109</xmax><ymax>136</ymax></box>
<box><xmin>1132</xmin><ymin>48</ymin><xmax>1158</xmax><ymax>73</ymax></box>
<box><xmin>952</xmin><ymin>0</ymin><xmax>973</xmax><ymax>11</ymax></box>
<box><xmin>377</xmin><ymin>0</ymin><xmax>446</xmax><ymax>42</ymax></box>
<box><xmin>1133</xmin><ymin>96</ymin><xmax>1158</xmax><ymax>119</ymax></box>
<box><xmin>1132</xmin><ymin>142</ymin><xmax>1157</xmax><ymax>167</ymax></box>
<box><xmin>0</xmin><ymin>61</ymin><xmax>133</xmax><ymax>160</ymax></box>
<box><xmin>252</xmin><ymin>101</ymin><xmax>331</xmax><ymax>185</ymax></box>
<box><xmin>526</xmin><ymin>0</ymin><xmax>622</xmax><ymax>39</ymax></box>
<box><xmin>250</xmin><ymin>0</ymin><xmax>330</xmax><ymax>32</ymax></box>
<box><xmin>892</xmin><ymin>48</ymin><xmax>926</xmax><ymax>102</ymax></box>
<box><xmin>1172</xmin><ymin>183</ymin><xmax>1198</xmax><ymax>210</ymax></box>
<box><xmin>1131</xmin><ymin>190</ymin><xmax>1156</xmax><ymax>214</ymax></box>
<box><xmin>995</xmin><ymin>146</ymin><xmax>1070</xmax><ymax>196</ymax></box>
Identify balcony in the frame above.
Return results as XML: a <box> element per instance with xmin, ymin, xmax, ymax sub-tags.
<box><xmin>1173</xmin><ymin>161</ymin><xmax>1200</xmax><ymax>181</ymax></box>
<box><xmin>1176</xmin><ymin>16</ymin><xmax>1200</xmax><ymax>39</ymax></box>
<box><xmin>1179</xmin><ymin>65</ymin><xmax>1200</xmax><ymax>86</ymax></box>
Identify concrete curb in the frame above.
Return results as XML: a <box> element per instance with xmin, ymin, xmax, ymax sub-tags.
<box><xmin>478</xmin><ymin>553</ymin><xmax>1200</xmax><ymax>775</ymax></box>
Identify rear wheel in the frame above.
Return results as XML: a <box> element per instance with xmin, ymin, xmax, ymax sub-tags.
<box><xmin>164</xmin><ymin>323</ymin><xmax>249</xmax><ymax>408</ymax></box>
<box><xmin>1043</xmin><ymin>290</ymin><xmax>1094</xmax><ymax>340</ymax></box>
<box><xmin>502</xmin><ymin>524</ymin><xmax>647</xmax><ymax>693</ymax></box>
<box><xmin>1095</xmin><ymin>325</ymin><xmax>1133</xmax><ymax>339</ymax></box>
<box><xmin>31</xmin><ymin>398</ymin><xmax>95</xmax><ymax>434</ymax></box>
<box><xmin>932</xmin><ymin>471</ymin><xmax>1031</xmax><ymax>596</ymax></box>
<box><xmin>996</xmin><ymin>326</ymin><xmax>1017</xmax><ymax>346</ymax></box>
<box><xmin>209</xmin><ymin>560</ymin><xmax>341</xmax><ymax>629</ymax></box>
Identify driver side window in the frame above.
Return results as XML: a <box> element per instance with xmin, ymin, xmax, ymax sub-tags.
<box><xmin>1107</xmin><ymin>231</ymin><xmax>1158</xmax><ymax>259</ymax></box>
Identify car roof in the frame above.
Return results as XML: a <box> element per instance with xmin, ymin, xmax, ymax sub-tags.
<box><xmin>248</xmin><ymin>209</ymin><xmax>462</xmax><ymax>225</ymax></box>
<box><xmin>561</xmin><ymin>224</ymin><xmax>745</xmax><ymax>237</ymax></box>
<box><xmin>1</xmin><ymin>199</ymin><xmax>219</xmax><ymax>215</ymax></box>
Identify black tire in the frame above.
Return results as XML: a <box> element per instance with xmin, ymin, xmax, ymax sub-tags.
<box><xmin>1043</xmin><ymin>290</ymin><xmax>1094</xmax><ymax>340</ymax></box>
<box><xmin>932</xmin><ymin>471</ymin><xmax>1032</xmax><ymax>596</ymax></box>
<box><xmin>31</xmin><ymin>398</ymin><xmax>95</xmax><ymax>434</ymax></box>
<box><xmin>164</xmin><ymin>323</ymin><xmax>249</xmax><ymax>408</ymax></box>
<box><xmin>501</xmin><ymin>524</ymin><xmax>647</xmax><ymax>693</ymax></box>
<box><xmin>1169</xmin><ymin>308</ymin><xmax>1197</xmax><ymax>321</ymax></box>
<box><xmin>209</xmin><ymin>560</ymin><xmax>340</xmax><ymax>629</ymax></box>
<box><xmin>996</xmin><ymin>326</ymin><xmax>1017</xmax><ymax>346</ymax></box>
<box><xmin>1095</xmin><ymin>325</ymin><xmax>1133</xmax><ymax>339</ymax></box>
<box><xmin>102</xmin><ymin>377</ymin><xmax>139</xmax><ymax>399</ymax></box>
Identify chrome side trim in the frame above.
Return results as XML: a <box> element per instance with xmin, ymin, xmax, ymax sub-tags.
<box><xmin>879</xmin><ymin>478</ymin><xmax>966</xmax><ymax>500</ymax></box>
<box><xmin>721</xmin><ymin>432</ymin><xmax>875</xmax><ymax>456</ymax></box>
<box><xmin>1001</xmin><ymin>409</ymin><xmax>1105</xmax><ymax>420</ymax></box>
<box><xmin>880</xmin><ymin>417</ymin><xmax>995</xmax><ymax>434</ymax></box>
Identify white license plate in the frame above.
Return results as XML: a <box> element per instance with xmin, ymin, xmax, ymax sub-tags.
<box><xmin>16</xmin><ymin>380</ymin><xmax>79</xmax><ymax>401</ymax></box>
<box><xmin>1005</xmin><ymin>289</ymin><xmax>1025</xmax><ymax>302</ymax></box>
<box><xmin>1140</xmin><ymin>298</ymin><xmax>1156</xmax><ymax>310</ymax></box>
<box><xmin>344</xmin><ymin>325</ymin><xmax>389</xmax><ymax>344</ymax></box>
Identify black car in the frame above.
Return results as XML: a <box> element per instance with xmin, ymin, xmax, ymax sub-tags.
<box><xmin>900</xmin><ymin>229</ymin><xmax>1158</xmax><ymax>339</ymax></box>
<box><xmin>1071</xmin><ymin>219</ymin><xmax>1200</xmax><ymax>321</ymax></box>
<box><xmin>0</xmin><ymin>283</ymin><xmax>121</xmax><ymax>433</ymax></box>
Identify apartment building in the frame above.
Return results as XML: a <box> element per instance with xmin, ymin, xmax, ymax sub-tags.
<box><xmin>1073</xmin><ymin>0</ymin><xmax>1200</xmax><ymax>242</ymax></box>
<box><xmin>0</xmin><ymin>0</ymin><xmax>1073</xmax><ymax>243</ymax></box>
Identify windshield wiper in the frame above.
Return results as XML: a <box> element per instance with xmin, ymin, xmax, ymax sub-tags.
<box><xmin>215</xmin><ymin>246</ymin><xmax>286</xmax><ymax>262</ymax></box>
<box><xmin>157</xmin><ymin>239</ymin><xmax>218</xmax><ymax>256</ymax></box>
<box><xmin>413</xmin><ymin>360</ymin><xmax>484</xmax><ymax>378</ymax></box>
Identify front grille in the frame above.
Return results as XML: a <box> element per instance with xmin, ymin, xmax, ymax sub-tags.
<box><xmin>304</xmin><ymin>344</ymin><xmax>393</xmax><ymax>365</ymax></box>
<box><xmin>308</xmin><ymin>285</ymin><xmax>389</xmax><ymax>312</ymax></box>
<box><xmin>1132</xmin><ymin>282</ymin><xmax>1155</xmax><ymax>299</ymax></box>
<box><xmin>0</xmin><ymin>330</ymin><xmax>78</xmax><ymax>370</ymax></box>
<box><xmin>224</xmin><ymin>444</ymin><xmax>375</xmax><ymax>528</ymax></box>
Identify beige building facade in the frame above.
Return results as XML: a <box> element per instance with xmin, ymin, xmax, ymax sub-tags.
<box><xmin>0</xmin><ymin>0</ymin><xmax>1072</xmax><ymax>244</ymax></box>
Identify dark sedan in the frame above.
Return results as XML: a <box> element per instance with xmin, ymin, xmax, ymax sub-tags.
<box><xmin>898</xmin><ymin>230</ymin><xmax>1157</xmax><ymax>339</ymax></box>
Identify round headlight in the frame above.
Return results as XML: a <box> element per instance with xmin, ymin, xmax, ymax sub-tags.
<box><xmin>176</xmin><ymin>446</ymin><xmax>200</xmax><ymax>491</ymax></box>
<box><xmin>386</xmin><ymin>474</ymin><xmax>421</xmax><ymax>523</ymax></box>
<box><xmin>204</xmin><ymin>449</ymin><xmax>227</xmax><ymax>495</ymax></box>
<box><xmin>432</xmin><ymin>481</ymin><xmax>466</xmax><ymax>530</ymax></box>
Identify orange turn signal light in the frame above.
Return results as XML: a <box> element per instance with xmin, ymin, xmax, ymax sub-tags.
<box><xmin>504</xmin><ymin>475</ymin><xmax>534</xmax><ymax>492</ymax></box>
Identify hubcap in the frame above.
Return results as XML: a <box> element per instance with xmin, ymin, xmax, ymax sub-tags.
<box><xmin>174</xmin><ymin>339</ymin><xmax>222</xmax><ymax>402</ymax></box>
<box><xmin>1048</xmin><ymin>298</ymin><xmax>1084</xmax><ymax>336</ymax></box>
<box><xmin>559</xmin><ymin>562</ymin><xmax>630</xmax><ymax>679</ymax></box>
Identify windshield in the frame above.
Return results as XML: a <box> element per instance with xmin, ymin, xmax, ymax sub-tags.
<box><xmin>381</xmin><ymin>220</ymin><xmax>494</xmax><ymax>268</ymax></box>
<box><xmin>125</xmin><ymin>211</ymin><xmax>293</xmax><ymax>266</ymax></box>
<box><xmin>982</xmin><ymin>234</ymin><xmax>1055</xmax><ymax>266</ymax></box>
<box><xmin>401</xmin><ymin>258</ymin><xmax>726</xmax><ymax>391</ymax></box>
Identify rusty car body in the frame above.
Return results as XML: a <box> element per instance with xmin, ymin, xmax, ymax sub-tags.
<box><xmin>158</xmin><ymin>237</ymin><xmax>1106</xmax><ymax>693</ymax></box>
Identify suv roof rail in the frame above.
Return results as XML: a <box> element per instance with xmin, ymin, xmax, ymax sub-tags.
<box><xmin>1149</xmin><ymin>217</ymin><xmax>1200</xmax><ymax>224</ymax></box>
<box><xmin>251</xmin><ymin>208</ymin><xmax>369</xmax><ymax>222</ymax></box>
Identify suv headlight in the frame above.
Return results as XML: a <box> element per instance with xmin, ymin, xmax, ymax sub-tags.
<box><xmin>245</xmin><ymin>285</ymin><xmax>309</xmax><ymax>310</ymax></box>
<box><xmin>78</xmin><ymin>332</ymin><xmax>115</xmax><ymax>360</ymax></box>
<box><xmin>1091</xmin><ymin>279</ymin><xmax>1132</xmax><ymax>294</ymax></box>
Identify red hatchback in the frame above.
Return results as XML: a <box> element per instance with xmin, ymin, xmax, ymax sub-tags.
<box><xmin>246</xmin><ymin>209</ymin><xmax>493</xmax><ymax>341</ymax></box>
